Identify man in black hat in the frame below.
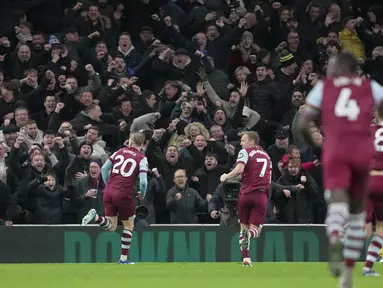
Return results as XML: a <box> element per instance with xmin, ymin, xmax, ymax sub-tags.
<box><xmin>135</xmin><ymin>26</ymin><xmax>156</xmax><ymax>54</ymax></box>
<box><xmin>267</xmin><ymin>127</ymin><xmax>290</xmax><ymax>181</ymax></box>
<box><xmin>0</xmin><ymin>124</ymin><xmax>20</xmax><ymax>158</ymax></box>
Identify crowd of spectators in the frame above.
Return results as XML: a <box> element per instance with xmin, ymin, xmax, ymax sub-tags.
<box><xmin>0</xmin><ymin>0</ymin><xmax>382</xmax><ymax>226</ymax></box>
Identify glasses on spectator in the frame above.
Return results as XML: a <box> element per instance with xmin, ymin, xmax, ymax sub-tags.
<box><xmin>174</xmin><ymin>175</ymin><xmax>186</xmax><ymax>179</ymax></box>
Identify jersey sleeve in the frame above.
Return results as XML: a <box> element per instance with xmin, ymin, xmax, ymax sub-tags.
<box><xmin>236</xmin><ymin>149</ymin><xmax>249</xmax><ymax>165</ymax></box>
<box><xmin>371</xmin><ymin>80</ymin><xmax>383</xmax><ymax>106</ymax></box>
<box><xmin>139</xmin><ymin>157</ymin><xmax>149</xmax><ymax>173</ymax></box>
<box><xmin>305</xmin><ymin>80</ymin><xmax>324</xmax><ymax>110</ymax></box>
<box><xmin>109</xmin><ymin>151</ymin><xmax>117</xmax><ymax>162</ymax></box>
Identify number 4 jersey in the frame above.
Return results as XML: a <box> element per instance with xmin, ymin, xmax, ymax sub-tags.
<box><xmin>306</xmin><ymin>77</ymin><xmax>383</xmax><ymax>147</ymax></box>
<box><xmin>107</xmin><ymin>146</ymin><xmax>148</xmax><ymax>197</ymax></box>
<box><xmin>236</xmin><ymin>147</ymin><xmax>272</xmax><ymax>195</ymax></box>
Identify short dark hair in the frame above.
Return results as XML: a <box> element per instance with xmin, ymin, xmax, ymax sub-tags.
<box><xmin>88</xmin><ymin>126</ymin><xmax>100</xmax><ymax>135</ymax></box>
<box><xmin>142</xmin><ymin>90</ymin><xmax>155</xmax><ymax>100</ymax></box>
<box><xmin>15</xmin><ymin>106</ymin><xmax>28</xmax><ymax>114</ymax></box>
<box><xmin>205</xmin><ymin>152</ymin><xmax>218</xmax><ymax>159</ymax></box>
<box><xmin>119</xmin><ymin>32</ymin><xmax>131</xmax><ymax>39</ymax></box>
<box><xmin>43</xmin><ymin>130</ymin><xmax>56</xmax><ymax>137</ymax></box>
<box><xmin>45</xmin><ymin>170</ymin><xmax>57</xmax><ymax>180</ymax></box>
<box><xmin>25</xmin><ymin>119</ymin><xmax>37</xmax><ymax>126</ymax></box>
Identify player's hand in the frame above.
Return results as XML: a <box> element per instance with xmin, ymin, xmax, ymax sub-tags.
<box><xmin>298</xmin><ymin>104</ymin><xmax>306</xmax><ymax>114</ymax></box>
<box><xmin>175</xmin><ymin>193</ymin><xmax>182</xmax><ymax>201</ymax></box>
<box><xmin>220</xmin><ymin>173</ymin><xmax>227</xmax><ymax>183</ymax></box>
<box><xmin>85</xmin><ymin>189</ymin><xmax>97</xmax><ymax>198</ymax></box>
<box><xmin>136</xmin><ymin>192</ymin><xmax>145</xmax><ymax>200</ymax></box>
<box><xmin>206</xmin><ymin>194</ymin><xmax>212</xmax><ymax>201</ymax></box>
<box><xmin>283</xmin><ymin>189</ymin><xmax>291</xmax><ymax>198</ymax></box>
<box><xmin>210</xmin><ymin>210</ymin><xmax>219</xmax><ymax>219</ymax></box>
<box><xmin>296</xmin><ymin>184</ymin><xmax>304</xmax><ymax>190</ymax></box>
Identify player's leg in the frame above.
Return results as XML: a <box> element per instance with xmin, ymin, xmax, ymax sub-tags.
<box><xmin>363</xmin><ymin>189</ymin><xmax>383</xmax><ymax>276</ymax></box>
<box><xmin>248</xmin><ymin>192</ymin><xmax>268</xmax><ymax>240</ymax></box>
<box><xmin>117</xmin><ymin>199</ymin><xmax>136</xmax><ymax>264</ymax></box>
<box><xmin>338</xmin><ymin>172</ymin><xmax>369</xmax><ymax>287</ymax></box>
<box><xmin>238</xmin><ymin>194</ymin><xmax>251</xmax><ymax>266</ymax></box>
<box><xmin>363</xmin><ymin>221</ymin><xmax>383</xmax><ymax>276</ymax></box>
<box><xmin>82</xmin><ymin>192</ymin><xmax>117</xmax><ymax>231</ymax></box>
<box><xmin>323</xmin><ymin>159</ymin><xmax>352</xmax><ymax>277</ymax></box>
<box><xmin>325</xmin><ymin>188</ymin><xmax>350</xmax><ymax>277</ymax></box>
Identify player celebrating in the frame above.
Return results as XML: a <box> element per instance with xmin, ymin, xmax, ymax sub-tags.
<box><xmin>82</xmin><ymin>132</ymin><xmax>148</xmax><ymax>265</ymax></box>
<box><xmin>220</xmin><ymin>131</ymin><xmax>271</xmax><ymax>267</ymax></box>
<box><xmin>299</xmin><ymin>52</ymin><xmax>383</xmax><ymax>287</ymax></box>
<box><xmin>362</xmin><ymin>110</ymin><xmax>383</xmax><ymax>276</ymax></box>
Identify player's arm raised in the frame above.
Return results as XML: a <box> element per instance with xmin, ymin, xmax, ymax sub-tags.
<box><xmin>298</xmin><ymin>80</ymin><xmax>324</xmax><ymax>150</ymax></box>
<box><xmin>220</xmin><ymin>149</ymin><xmax>247</xmax><ymax>182</ymax></box>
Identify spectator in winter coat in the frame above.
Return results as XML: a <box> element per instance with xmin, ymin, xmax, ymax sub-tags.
<box><xmin>26</xmin><ymin>171</ymin><xmax>76</xmax><ymax>224</ymax></box>
<box><xmin>276</xmin><ymin>157</ymin><xmax>320</xmax><ymax>224</ymax></box>
<box><xmin>166</xmin><ymin>169</ymin><xmax>210</xmax><ymax>224</ymax></box>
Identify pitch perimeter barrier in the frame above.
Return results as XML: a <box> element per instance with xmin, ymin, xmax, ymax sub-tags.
<box><xmin>0</xmin><ymin>224</ymin><xmax>365</xmax><ymax>263</ymax></box>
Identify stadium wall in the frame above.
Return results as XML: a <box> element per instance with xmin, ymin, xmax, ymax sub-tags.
<box><xmin>0</xmin><ymin>225</ymin><xmax>365</xmax><ymax>263</ymax></box>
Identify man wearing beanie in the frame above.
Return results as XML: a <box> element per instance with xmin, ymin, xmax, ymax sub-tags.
<box><xmin>73</xmin><ymin>158</ymin><xmax>105</xmax><ymax>224</ymax></box>
<box><xmin>274</xmin><ymin>51</ymin><xmax>298</xmax><ymax>121</ymax></box>
<box><xmin>66</xmin><ymin>141</ymin><xmax>93</xmax><ymax>185</ymax></box>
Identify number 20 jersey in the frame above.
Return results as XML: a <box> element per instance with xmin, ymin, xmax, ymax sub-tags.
<box><xmin>107</xmin><ymin>146</ymin><xmax>148</xmax><ymax>198</ymax></box>
<box><xmin>306</xmin><ymin>78</ymin><xmax>383</xmax><ymax>154</ymax></box>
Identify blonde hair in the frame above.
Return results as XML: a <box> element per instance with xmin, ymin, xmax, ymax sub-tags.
<box><xmin>239</xmin><ymin>131</ymin><xmax>260</xmax><ymax>145</ymax></box>
<box><xmin>129</xmin><ymin>132</ymin><xmax>145</xmax><ymax>146</ymax></box>
<box><xmin>184</xmin><ymin>122</ymin><xmax>210</xmax><ymax>140</ymax></box>
<box><xmin>235</xmin><ymin>66</ymin><xmax>251</xmax><ymax>76</ymax></box>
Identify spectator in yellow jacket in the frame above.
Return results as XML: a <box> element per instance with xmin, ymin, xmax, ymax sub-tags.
<box><xmin>339</xmin><ymin>17</ymin><xmax>366</xmax><ymax>60</ymax></box>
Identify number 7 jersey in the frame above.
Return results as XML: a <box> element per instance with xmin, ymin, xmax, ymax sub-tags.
<box><xmin>236</xmin><ymin>147</ymin><xmax>272</xmax><ymax>195</ymax></box>
<box><xmin>107</xmin><ymin>146</ymin><xmax>148</xmax><ymax>197</ymax></box>
<box><xmin>306</xmin><ymin>78</ymin><xmax>383</xmax><ymax>143</ymax></box>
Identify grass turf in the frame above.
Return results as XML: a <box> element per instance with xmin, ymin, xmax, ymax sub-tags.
<box><xmin>0</xmin><ymin>263</ymin><xmax>381</xmax><ymax>287</ymax></box>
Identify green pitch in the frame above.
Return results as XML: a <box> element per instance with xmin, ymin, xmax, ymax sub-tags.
<box><xmin>0</xmin><ymin>263</ymin><xmax>381</xmax><ymax>287</ymax></box>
